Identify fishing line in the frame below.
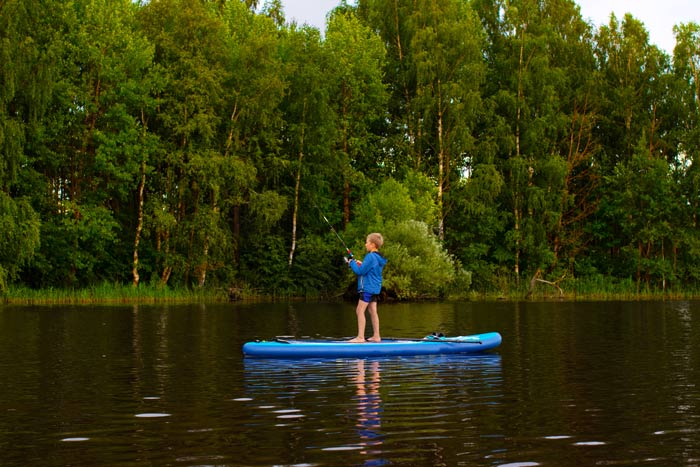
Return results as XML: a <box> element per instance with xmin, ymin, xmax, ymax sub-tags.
<box><xmin>314</xmin><ymin>203</ymin><xmax>353</xmax><ymax>258</ymax></box>
<box><xmin>287</xmin><ymin>165</ymin><xmax>354</xmax><ymax>258</ymax></box>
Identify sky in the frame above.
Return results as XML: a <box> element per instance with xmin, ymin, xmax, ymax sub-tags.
<box><xmin>279</xmin><ymin>0</ymin><xmax>700</xmax><ymax>54</ymax></box>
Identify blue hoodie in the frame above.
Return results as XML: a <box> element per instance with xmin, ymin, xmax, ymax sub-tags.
<box><xmin>349</xmin><ymin>251</ymin><xmax>387</xmax><ymax>295</ymax></box>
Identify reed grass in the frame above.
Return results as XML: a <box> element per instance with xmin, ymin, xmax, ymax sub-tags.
<box><xmin>3</xmin><ymin>283</ymin><xmax>231</xmax><ymax>305</ymax></box>
<box><xmin>5</xmin><ymin>277</ymin><xmax>700</xmax><ymax>305</ymax></box>
<box><xmin>468</xmin><ymin>276</ymin><xmax>700</xmax><ymax>301</ymax></box>
<box><xmin>452</xmin><ymin>274</ymin><xmax>700</xmax><ymax>302</ymax></box>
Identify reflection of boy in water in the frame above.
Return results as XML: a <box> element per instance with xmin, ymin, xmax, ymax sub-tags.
<box><xmin>354</xmin><ymin>359</ymin><xmax>385</xmax><ymax>465</ymax></box>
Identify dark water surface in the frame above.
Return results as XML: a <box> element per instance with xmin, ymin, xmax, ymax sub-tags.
<box><xmin>1</xmin><ymin>301</ymin><xmax>699</xmax><ymax>466</ymax></box>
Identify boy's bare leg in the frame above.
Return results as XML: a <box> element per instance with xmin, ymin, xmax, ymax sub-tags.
<box><xmin>366</xmin><ymin>301</ymin><xmax>381</xmax><ymax>342</ymax></box>
<box><xmin>348</xmin><ymin>300</ymin><xmax>369</xmax><ymax>342</ymax></box>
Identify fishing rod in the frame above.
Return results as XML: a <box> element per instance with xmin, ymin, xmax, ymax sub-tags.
<box><xmin>306</xmin><ymin>195</ymin><xmax>353</xmax><ymax>258</ymax></box>
<box><xmin>289</xmin><ymin>165</ymin><xmax>354</xmax><ymax>258</ymax></box>
<box><xmin>317</xmin><ymin>209</ymin><xmax>354</xmax><ymax>259</ymax></box>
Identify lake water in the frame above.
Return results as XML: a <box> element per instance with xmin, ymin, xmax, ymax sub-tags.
<box><xmin>1</xmin><ymin>300</ymin><xmax>699</xmax><ymax>466</ymax></box>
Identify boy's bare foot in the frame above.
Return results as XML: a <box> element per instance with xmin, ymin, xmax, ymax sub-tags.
<box><xmin>367</xmin><ymin>337</ymin><xmax>381</xmax><ymax>343</ymax></box>
<box><xmin>347</xmin><ymin>337</ymin><xmax>366</xmax><ymax>343</ymax></box>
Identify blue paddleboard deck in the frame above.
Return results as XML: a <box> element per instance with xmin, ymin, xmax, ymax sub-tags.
<box><xmin>242</xmin><ymin>332</ymin><xmax>502</xmax><ymax>358</ymax></box>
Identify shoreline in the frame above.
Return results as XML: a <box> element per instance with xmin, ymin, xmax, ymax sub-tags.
<box><xmin>3</xmin><ymin>286</ymin><xmax>700</xmax><ymax>305</ymax></box>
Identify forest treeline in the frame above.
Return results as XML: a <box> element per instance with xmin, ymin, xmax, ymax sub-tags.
<box><xmin>1</xmin><ymin>0</ymin><xmax>700</xmax><ymax>299</ymax></box>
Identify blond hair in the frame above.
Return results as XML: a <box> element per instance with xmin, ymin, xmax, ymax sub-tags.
<box><xmin>367</xmin><ymin>232</ymin><xmax>384</xmax><ymax>249</ymax></box>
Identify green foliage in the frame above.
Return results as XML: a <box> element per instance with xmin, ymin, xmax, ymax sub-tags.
<box><xmin>2</xmin><ymin>0</ymin><xmax>700</xmax><ymax>300</ymax></box>
<box><xmin>288</xmin><ymin>233</ymin><xmax>347</xmax><ymax>296</ymax></box>
<box><xmin>346</xmin><ymin>178</ymin><xmax>462</xmax><ymax>298</ymax></box>
<box><xmin>445</xmin><ymin>165</ymin><xmax>508</xmax><ymax>291</ymax></box>
<box><xmin>381</xmin><ymin>220</ymin><xmax>456</xmax><ymax>299</ymax></box>
<box><xmin>239</xmin><ymin>234</ymin><xmax>289</xmax><ymax>292</ymax></box>
<box><xmin>403</xmin><ymin>170</ymin><xmax>438</xmax><ymax>225</ymax></box>
<box><xmin>354</xmin><ymin>178</ymin><xmax>416</xmax><ymax>228</ymax></box>
<box><xmin>351</xmin><ymin>173</ymin><xmax>437</xmax><ymax>233</ymax></box>
<box><xmin>597</xmin><ymin>142</ymin><xmax>676</xmax><ymax>289</ymax></box>
<box><xmin>30</xmin><ymin>203</ymin><xmax>119</xmax><ymax>287</ymax></box>
<box><xmin>0</xmin><ymin>193</ymin><xmax>40</xmax><ymax>292</ymax></box>
<box><xmin>249</xmin><ymin>190</ymin><xmax>288</xmax><ymax>231</ymax></box>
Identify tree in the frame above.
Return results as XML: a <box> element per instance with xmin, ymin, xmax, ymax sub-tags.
<box><xmin>218</xmin><ymin>0</ymin><xmax>289</xmax><ymax>286</ymax></box>
<box><xmin>325</xmin><ymin>9</ymin><xmax>388</xmax><ymax>225</ymax></box>
<box><xmin>470</xmin><ymin>0</ymin><xmax>601</xmax><ymax>291</ymax></box>
<box><xmin>277</xmin><ymin>24</ymin><xmax>333</xmax><ymax>268</ymax></box>
<box><xmin>0</xmin><ymin>193</ymin><xmax>40</xmax><ymax>292</ymax></box>
<box><xmin>0</xmin><ymin>0</ymin><xmax>47</xmax><ymax>289</ymax></box>
<box><xmin>669</xmin><ymin>22</ymin><xmax>700</xmax><ymax>285</ymax></box>
<box><xmin>347</xmin><ymin>178</ymin><xmax>461</xmax><ymax>299</ymax></box>
<box><xmin>589</xmin><ymin>13</ymin><xmax>673</xmax><ymax>283</ymax></box>
<box><xmin>356</xmin><ymin>0</ymin><xmax>485</xmax><ymax>240</ymax></box>
<box><xmin>355</xmin><ymin>0</ymin><xmax>419</xmax><ymax>173</ymax></box>
<box><xmin>594</xmin><ymin>14</ymin><xmax>669</xmax><ymax>168</ymax></box>
<box><xmin>13</xmin><ymin>0</ymin><xmax>154</xmax><ymax>287</ymax></box>
<box><xmin>139</xmin><ymin>0</ymin><xmax>231</xmax><ymax>286</ymax></box>
<box><xmin>605</xmin><ymin>145</ymin><xmax>674</xmax><ymax>290</ymax></box>
<box><xmin>409</xmin><ymin>0</ymin><xmax>485</xmax><ymax>240</ymax></box>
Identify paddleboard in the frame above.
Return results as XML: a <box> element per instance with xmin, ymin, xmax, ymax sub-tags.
<box><xmin>242</xmin><ymin>332</ymin><xmax>502</xmax><ymax>358</ymax></box>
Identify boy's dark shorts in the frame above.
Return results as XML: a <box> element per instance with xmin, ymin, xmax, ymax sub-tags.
<box><xmin>360</xmin><ymin>292</ymin><xmax>379</xmax><ymax>303</ymax></box>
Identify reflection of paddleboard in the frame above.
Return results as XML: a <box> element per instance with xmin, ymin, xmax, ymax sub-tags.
<box><xmin>242</xmin><ymin>332</ymin><xmax>501</xmax><ymax>358</ymax></box>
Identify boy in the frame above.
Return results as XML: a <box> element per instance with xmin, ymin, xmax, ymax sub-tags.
<box><xmin>347</xmin><ymin>233</ymin><xmax>387</xmax><ymax>343</ymax></box>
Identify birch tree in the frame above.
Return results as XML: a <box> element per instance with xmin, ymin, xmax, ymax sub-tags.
<box><xmin>408</xmin><ymin>0</ymin><xmax>485</xmax><ymax>241</ymax></box>
<box><xmin>472</xmin><ymin>0</ymin><xmax>601</xmax><ymax>291</ymax></box>
<box><xmin>220</xmin><ymin>0</ymin><xmax>287</xmax><ymax>280</ymax></box>
<box><xmin>325</xmin><ymin>10</ymin><xmax>387</xmax><ymax>225</ymax></box>
<box><xmin>279</xmin><ymin>25</ymin><xmax>332</xmax><ymax>267</ymax></box>
<box><xmin>140</xmin><ymin>0</ymin><xmax>229</xmax><ymax>286</ymax></box>
<box><xmin>0</xmin><ymin>0</ymin><xmax>46</xmax><ymax>289</ymax></box>
<box><xmin>591</xmin><ymin>13</ymin><xmax>672</xmax><ymax>284</ymax></box>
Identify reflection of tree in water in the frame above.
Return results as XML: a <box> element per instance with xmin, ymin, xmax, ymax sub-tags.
<box><xmin>353</xmin><ymin>359</ymin><xmax>388</xmax><ymax>466</ymax></box>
